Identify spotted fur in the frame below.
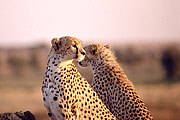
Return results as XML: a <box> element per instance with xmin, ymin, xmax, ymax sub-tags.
<box><xmin>42</xmin><ymin>37</ymin><xmax>116</xmax><ymax>120</ymax></box>
<box><xmin>79</xmin><ymin>44</ymin><xmax>153</xmax><ymax>120</ymax></box>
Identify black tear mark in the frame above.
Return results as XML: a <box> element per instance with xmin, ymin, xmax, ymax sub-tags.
<box><xmin>76</xmin><ymin>47</ymin><xmax>78</xmax><ymax>54</ymax></box>
<box><xmin>55</xmin><ymin>42</ymin><xmax>59</xmax><ymax>50</ymax></box>
<box><xmin>74</xmin><ymin>45</ymin><xmax>78</xmax><ymax>57</ymax></box>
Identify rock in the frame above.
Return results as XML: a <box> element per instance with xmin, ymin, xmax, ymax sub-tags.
<box><xmin>0</xmin><ymin>111</ymin><xmax>36</xmax><ymax>120</ymax></box>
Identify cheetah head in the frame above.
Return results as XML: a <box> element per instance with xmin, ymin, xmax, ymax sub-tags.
<box><xmin>79</xmin><ymin>44</ymin><xmax>111</xmax><ymax>67</ymax></box>
<box><xmin>50</xmin><ymin>36</ymin><xmax>86</xmax><ymax>62</ymax></box>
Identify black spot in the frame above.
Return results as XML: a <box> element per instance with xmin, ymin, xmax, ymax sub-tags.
<box><xmin>136</xmin><ymin>117</ymin><xmax>140</xmax><ymax>120</ymax></box>
<box><xmin>67</xmin><ymin>96</ymin><xmax>69</xmax><ymax>100</ymax></box>
<box><xmin>61</xmin><ymin>88</ymin><xmax>64</xmax><ymax>91</ymax></box>
<box><xmin>62</xmin><ymin>113</ymin><xmax>65</xmax><ymax>117</ymax></box>
<box><xmin>59</xmin><ymin>104</ymin><xmax>63</xmax><ymax>108</ymax></box>
<box><xmin>53</xmin><ymin>96</ymin><xmax>58</xmax><ymax>101</ymax></box>
<box><xmin>64</xmin><ymin>104</ymin><xmax>66</xmax><ymax>108</ymax></box>
<box><xmin>72</xmin><ymin>105</ymin><xmax>76</xmax><ymax>109</ymax></box>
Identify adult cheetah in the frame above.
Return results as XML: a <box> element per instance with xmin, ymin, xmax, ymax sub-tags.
<box><xmin>42</xmin><ymin>37</ymin><xmax>116</xmax><ymax>120</ymax></box>
<box><xmin>79</xmin><ymin>44</ymin><xmax>153</xmax><ymax>120</ymax></box>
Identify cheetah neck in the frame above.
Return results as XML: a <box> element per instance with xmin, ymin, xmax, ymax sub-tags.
<box><xmin>47</xmin><ymin>55</ymin><xmax>73</xmax><ymax>73</ymax></box>
<box><xmin>90</xmin><ymin>59</ymin><xmax>121</xmax><ymax>73</ymax></box>
<box><xmin>92</xmin><ymin>59</ymin><xmax>127</xmax><ymax>76</ymax></box>
<box><xmin>90</xmin><ymin>59</ymin><xmax>135</xmax><ymax>88</ymax></box>
<box><xmin>58</xmin><ymin>60</ymin><xmax>73</xmax><ymax>68</ymax></box>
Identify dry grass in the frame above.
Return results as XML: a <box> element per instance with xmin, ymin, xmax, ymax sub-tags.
<box><xmin>136</xmin><ymin>84</ymin><xmax>180</xmax><ymax>120</ymax></box>
<box><xmin>0</xmin><ymin>88</ymin><xmax>48</xmax><ymax>120</ymax></box>
<box><xmin>0</xmin><ymin>83</ymin><xmax>179</xmax><ymax>120</ymax></box>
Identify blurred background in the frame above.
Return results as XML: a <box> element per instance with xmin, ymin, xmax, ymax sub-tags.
<box><xmin>0</xmin><ymin>0</ymin><xmax>179</xmax><ymax>120</ymax></box>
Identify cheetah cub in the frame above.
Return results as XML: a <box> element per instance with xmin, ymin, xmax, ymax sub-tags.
<box><xmin>42</xmin><ymin>37</ymin><xmax>116</xmax><ymax>120</ymax></box>
<box><xmin>79</xmin><ymin>44</ymin><xmax>153</xmax><ymax>120</ymax></box>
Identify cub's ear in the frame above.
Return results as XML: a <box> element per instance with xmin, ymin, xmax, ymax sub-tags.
<box><xmin>51</xmin><ymin>38</ymin><xmax>61</xmax><ymax>51</ymax></box>
<box><xmin>104</xmin><ymin>45</ymin><xmax>111</xmax><ymax>49</ymax></box>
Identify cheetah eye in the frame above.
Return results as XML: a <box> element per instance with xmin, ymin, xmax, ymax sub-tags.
<box><xmin>91</xmin><ymin>50</ymin><xmax>96</xmax><ymax>55</ymax></box>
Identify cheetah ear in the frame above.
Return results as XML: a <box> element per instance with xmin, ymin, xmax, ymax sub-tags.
<box><xmin>104</xmin><ymin>45</ymin><xmax>111</xmax><ymax>49</ymax></box>
<box><xmin>51</xmin><ymin>38</ymin><xmax>61</xmax><ymax>51</ymax></box>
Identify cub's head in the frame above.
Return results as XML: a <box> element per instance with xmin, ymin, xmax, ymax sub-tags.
<box><xmin>50</xmin><ymin>36</ymin><xmax>86</xmax><ymax>62</ymax></box>
<box><xmin>79</xmin><ymin>44</ymin><xmax>111</xmax><ymax>67</ymax></box>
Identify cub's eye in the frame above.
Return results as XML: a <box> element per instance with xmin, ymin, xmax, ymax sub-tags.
<box><xmin>91</xmin><ymin>50</ymin><xmax>96</xmax><ymax>55</ymax></box>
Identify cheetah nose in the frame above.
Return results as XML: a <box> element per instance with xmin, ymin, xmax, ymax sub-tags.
<box><xmin>81</xmin><ymin>51</ymin><xmax>86</xmax><ymax>55</ymax></box>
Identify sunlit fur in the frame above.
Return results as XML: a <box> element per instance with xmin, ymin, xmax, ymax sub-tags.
<box><xmin>42</xmin><ymin>37</ymin><xmax>116</xmax><ymax>120</ymax></box>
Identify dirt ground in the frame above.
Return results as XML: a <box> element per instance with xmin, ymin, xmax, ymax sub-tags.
<box><xmin>0</xmin><ymin>83</ymin><xmax>179</xmax><ymax>120</ymax></box>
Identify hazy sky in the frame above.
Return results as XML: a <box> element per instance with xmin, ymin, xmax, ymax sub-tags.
<box><xmin>0</xmin><ymin>0</ymin><xmax>179</xmax><ymax>46</ymax></box>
